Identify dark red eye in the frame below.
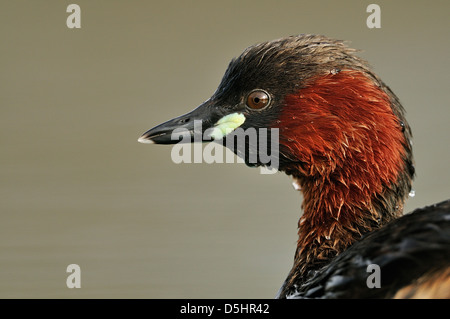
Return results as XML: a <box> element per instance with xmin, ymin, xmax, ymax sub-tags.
<box><xmin>246</xmin><ymin>90</ymin><xmax>270</xmax><ymax>110</ymax></box>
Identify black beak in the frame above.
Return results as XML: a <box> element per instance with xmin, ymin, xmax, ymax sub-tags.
<box><xmin>138</xmin><ymin>99</ymin><xmax>223</xmax><ymax>144</ymax></box>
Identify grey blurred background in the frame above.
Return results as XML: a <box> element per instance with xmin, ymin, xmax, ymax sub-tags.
<box><xmin>1</xmin><ymin>0</ymin><xmax>449</xmax><ymax>298</ymax></box>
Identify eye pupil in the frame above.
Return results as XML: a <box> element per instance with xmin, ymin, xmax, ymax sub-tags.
<box><xmin>246</xmin><ymin>90</ymin><xmax>270</xmax><ymax>110</ymax></box>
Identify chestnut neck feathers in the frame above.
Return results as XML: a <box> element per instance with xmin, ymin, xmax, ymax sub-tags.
<box><xmin>277</xmin><ymin>68</ymin><xmax>414</xmax><ymax>297</ymax></box>
<box><xmin>216</xmin><ymin>35</ymin><xmax>415</xmax><ymax>297</ymax></box>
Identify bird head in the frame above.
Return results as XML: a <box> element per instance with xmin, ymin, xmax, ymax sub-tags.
<box><xmin>138</xmin><ymin>35</ymin><xmax>413</xmax><ymax>192</ymax></box>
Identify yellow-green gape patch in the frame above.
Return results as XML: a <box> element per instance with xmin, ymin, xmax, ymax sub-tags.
<box><xmin>209</xmin><ymin>113</ymin><xmax>246</xmax><ymax>140</ymax></box>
